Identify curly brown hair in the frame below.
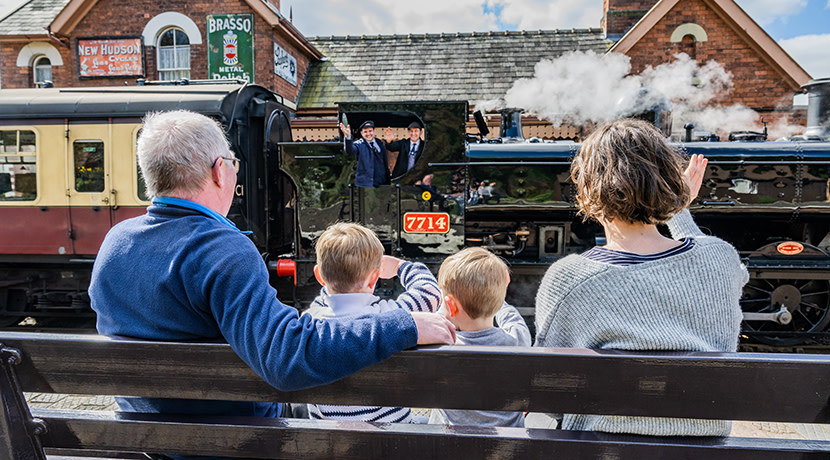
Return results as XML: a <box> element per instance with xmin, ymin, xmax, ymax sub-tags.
<box><xmin>572</xmin><ymin>118</ymin><xmax>689</xmax><ymax>225</ymax></box>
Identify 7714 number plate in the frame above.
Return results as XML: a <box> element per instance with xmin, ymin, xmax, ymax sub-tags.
<box><xmin>403</xmin><ymin>212</ymin><xmax>450</xmax><ymax>234</ymax></box>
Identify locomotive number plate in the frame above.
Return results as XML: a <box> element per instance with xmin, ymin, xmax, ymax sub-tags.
<box><xmin>403</xmin><ymin>212</ymin><xmax>450</xmax><ymax>234</ymax></box>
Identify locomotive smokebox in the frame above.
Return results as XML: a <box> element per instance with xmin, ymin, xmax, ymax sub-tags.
<box><xmin>499</xmin><ymin>108</ymin><xmax>524</xmax><ymax>142</ymax></box>
<box><xmin>615</xmin><ymin>87</ymin><xmax>673</xmax><ymax>137</ymax></box>
<box><xmin>803</xmin><ymin>78</ymin><xmax>830</xmax><ymax>141</ymax></box>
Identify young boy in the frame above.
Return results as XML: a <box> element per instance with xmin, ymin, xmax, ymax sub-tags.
<box><xmin>430</xmin><ymin>247</ymin><xmax>531</xmax><ymax>427</ymax></box>
<box><xmin>304</xmin><ymin>222</ymin><xmax>441</xmax><ymax>423</ymax></box>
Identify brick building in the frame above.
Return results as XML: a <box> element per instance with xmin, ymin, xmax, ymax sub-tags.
<box><xmin>0</xmin><ymin>0</ymin><xmax>812</xmax><ymax>137</ymax></box>
<box><xmin>605</xmin><ymin>0</ymin><xmax>811</xmax><ymax>129</ymax></box>
<box><xmin>0</xmin><ymin>0</ymin><xmax>320</xmax><ymax>106</ymax></box>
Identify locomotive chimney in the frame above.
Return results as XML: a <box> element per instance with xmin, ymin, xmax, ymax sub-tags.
<box><xmin>499</xmin><ymin>109</ymin><xmax>524</xmax><ymax>142</ymax></box>
<box><xmin>803</xmin><ymin>78</ymin><xmax>830</xmax><ymax>140</ymax></box>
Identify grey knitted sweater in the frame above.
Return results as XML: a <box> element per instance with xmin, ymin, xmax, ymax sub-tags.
<box><xmin>534</xmin><ymin>210</ymin><xmax>748</xmax><ymax>436</ymax></box>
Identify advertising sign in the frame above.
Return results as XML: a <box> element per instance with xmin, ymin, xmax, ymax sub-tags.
<box><xmin>207</xmin><ymin>14</ymin><xmax>254</xmax><ymax>82</ymax></box>
<box><xmin>273</xmin><ymin>42</ymin><xmax>297</xmax><ymax>86</ymax></box>
<box><xmin>77</xmin><ymin>37</ymin><xmax>144</xmax><ymax>78</ymax></box>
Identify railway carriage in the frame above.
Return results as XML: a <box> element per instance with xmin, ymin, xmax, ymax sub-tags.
<box><xmin>0</xmin><ymin>82</ymin><xmax>293</xmax><ymax>326</ymax></box>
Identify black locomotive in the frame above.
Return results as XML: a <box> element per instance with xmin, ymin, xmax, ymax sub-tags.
<box><xmin>2</xmin><ymin>78</ymin><xmax>830</xmax><ymax>347</ymax></box>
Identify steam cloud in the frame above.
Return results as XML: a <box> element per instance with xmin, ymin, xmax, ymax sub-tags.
<box><xmin>477</xmin><ymin>51</ymin><xmax>792</xmax><ymax>138</ymax></box>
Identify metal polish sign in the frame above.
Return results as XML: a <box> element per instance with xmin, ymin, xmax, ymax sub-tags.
<box><xmin>207</xmin><ymin>14</ymin><xmax>254</xmax><ymax>82</ymax></box>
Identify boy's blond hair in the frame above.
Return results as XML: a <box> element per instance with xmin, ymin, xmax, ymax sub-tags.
<box><xmin>315</xmin><ymin>222</ymin><xmax>383</xmax><ymax>293</ymax></box>
<box><xmin>438</xmin><ymin>247</ymin><xmax>508</xmax><ymax>319</ymax></box>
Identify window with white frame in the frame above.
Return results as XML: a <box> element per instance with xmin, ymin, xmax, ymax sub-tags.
<box><xmin>157</xmin><ymin>28</ymin><xmax>190</xmax><ymax>80</ymax></box>
<box><xmin>33</xmin><ymin>56</ymin><xmax>52</xmax><ymax>87</ymax></box>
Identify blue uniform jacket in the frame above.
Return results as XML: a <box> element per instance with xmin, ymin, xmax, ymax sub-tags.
<box><xmin>344</xmin><ymin>136</ymin><xmax>390</xmax><ymax>187</ymax></box>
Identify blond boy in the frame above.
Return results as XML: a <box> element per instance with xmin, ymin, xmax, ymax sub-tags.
<box><xmin>430</xmin><ymin>247</ymin><xmax>531</xmax><ymax>427</ymax></box>
<box><xmin>304</xmin><ymin>222</ymin><xmax>441</xmax><ymax>423</ymax></box>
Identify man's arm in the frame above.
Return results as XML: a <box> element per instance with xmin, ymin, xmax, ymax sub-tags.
<box><xmin>208</xmin><ymin>237</ymin><xmax>451</xmax><ymax>392</ymax></box>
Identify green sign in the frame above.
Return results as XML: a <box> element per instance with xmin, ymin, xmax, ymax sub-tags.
<box><xmin>207</xmin><ymin>14</ymin><xmax>254</xmax><ymax>82</ymax></box>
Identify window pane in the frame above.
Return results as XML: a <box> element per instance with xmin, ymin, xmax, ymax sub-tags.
<box><xmin>158</xmin><ymin>48</ymin><xmax>174</xmax><ymax>69</ymax></box>
<box><xmin>1</xmin><ymin>131</ymin><xmax>15</xmax><ymax>152</ymax></box>
<box><xmin>175</xmin><ymin>48</ymin><xmax>190</xmax><ymax>68</ymax></box>
<box><xmin>159</xmin><ymin>29</ymin><xmax>175</xmax><ymax>47</ymax></box>
<box><xmin>174</xmin><ymin>29</ymin><xmax>189</xmax><ymax>46</ymax></box>
<box><xmin>0</xmin><ymin>130</ymin><xmax>37</xmax><ymax>201</ymax></box>
<box><xmin>35</xmin><ymin>65</ymin><xmax>52</xmax><ymax>84</ymax></box>
<box><xmin>137</xmin><ymin>162</ymin><xmax>149</xmax><ymax>201</ymax></box>
<box><xmin>74</xmin><ymin>141</ymin><xmax>105</xmax><ymax>193</ymax></box>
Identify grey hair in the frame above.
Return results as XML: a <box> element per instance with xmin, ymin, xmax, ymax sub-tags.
<box><xmin>137</xmin><ymin>110</ymin><xmax>230</xmax><ymax>198</ymax></box>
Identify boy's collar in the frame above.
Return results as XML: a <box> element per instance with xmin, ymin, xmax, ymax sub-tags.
<box><xmin>325</xmin><ymin>292</ymin><xmax>380</xmax><ymax>317</ymax></box>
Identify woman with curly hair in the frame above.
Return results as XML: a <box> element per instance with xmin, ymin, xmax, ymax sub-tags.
<box><xmin>534</xmin><ymin>118</ymin><xmax>748</xmax><ymax>436</ymax></box>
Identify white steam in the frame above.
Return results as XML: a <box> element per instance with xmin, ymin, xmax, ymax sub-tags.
<box><xmin>476</xmin><ymin>50</ymin><xmax>787</xmax><ymax>137</ymax></box>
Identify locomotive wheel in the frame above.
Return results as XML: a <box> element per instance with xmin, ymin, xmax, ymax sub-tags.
<box><xmin>741</xmin><ymin>278</ymin><xmax>830</xmax><ymax>346</ymax></box>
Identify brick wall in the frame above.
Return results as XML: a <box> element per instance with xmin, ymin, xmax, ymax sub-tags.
<box><xmin>1</xmin><ymin>0</ymin><xmax>311</xmax><ymax>103</ymax></box>
<box><xmin>603</xmin><ymin>0</ymin><xmax>658</xmax><ymax>38</ymax></box>
<box><xmin>619</xmin><ymin>0</ymin><xmax>800</xmax><ymax>128</ymax></box>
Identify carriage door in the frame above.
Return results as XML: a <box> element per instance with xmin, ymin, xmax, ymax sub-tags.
<box><xmin>65</xmin><ymin>122</ymin><xmax>113</xmax><ymax>255</ymax></box>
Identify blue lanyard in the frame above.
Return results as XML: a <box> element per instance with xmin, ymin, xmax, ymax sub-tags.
<box><xmin>152</xmin><ymin>196</ymin><xmax>251</xmax><ymax>234</ymax></box>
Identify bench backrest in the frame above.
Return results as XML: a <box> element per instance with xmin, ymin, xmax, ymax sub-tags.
<box><xmin>2</xmin><ymin>331</ymin><xmax>830</xmax><ymax>459</ymax></box>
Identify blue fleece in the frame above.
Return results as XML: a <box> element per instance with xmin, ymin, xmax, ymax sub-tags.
<box><xmin>89</xmin><ymin>204</ymin><xmax>417</xmax><ymax>425</ymax></box>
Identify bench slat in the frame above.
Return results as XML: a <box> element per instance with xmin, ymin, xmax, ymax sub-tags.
<box><xmin>5</xmin><ymin>332</ymin><xmax>830</xmax><ymax>422</ymax></box>
<box><xmin>32</xmin><ymin>408</ymin><xmax>830</xmax><ymax>460</ymax></box>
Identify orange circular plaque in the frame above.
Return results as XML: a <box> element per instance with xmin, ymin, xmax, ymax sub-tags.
<box><xmin>776</xmin><ymin>241</ymin><xmax>804</xmax><ymax>255</ymax></box>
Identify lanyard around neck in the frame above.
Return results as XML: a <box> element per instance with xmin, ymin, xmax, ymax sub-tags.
<box><xmin>152</xmin><ymin>196</ymin><xmax>251</xmax><ymax>234</ymax></box>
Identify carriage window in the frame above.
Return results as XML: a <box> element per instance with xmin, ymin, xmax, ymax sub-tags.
<box><xmin>74</xmin><ymin>140</ymin><xmax>105</xmax><ymax>193</ymax></box>
<box><xmin>158</xmin><ymin>28</ymin><xmax>191</xmax><ymax>81</ymax></box>
<box><xmin>0</xmin><ymin>130</ymin><xmax>37</xmax><ymax>201</ymax></box>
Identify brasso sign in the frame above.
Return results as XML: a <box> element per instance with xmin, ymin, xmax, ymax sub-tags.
<box><xmin>207</xmin><ymin>14</ymin><xmax>254</xmax><ymax>82</ymax></box>
<box><xmin>77</xmin><ymin>37</ymin><xmax>144</xmax><ymax>78</ymax></box>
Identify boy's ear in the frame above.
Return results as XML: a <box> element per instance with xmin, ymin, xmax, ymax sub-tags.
<box><xmin>313</xmin><ymin>265</ymin><xmax>326</xmax><ymax>286</ymax></box>
<box><xmin>367</xmin><ymin>268</ymin><xmax>381</xmax><ymax>290</ymax></box>
<box><xmin>444</xmin><ymin>294</ymin><xmax>459</xmax><ymax>317</ymax></box>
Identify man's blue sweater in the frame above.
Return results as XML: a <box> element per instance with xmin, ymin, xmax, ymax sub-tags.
<box><xmin>89</xmin><ymin>203</ymin><xmax>417</xmax><ymax>422</ymax></box>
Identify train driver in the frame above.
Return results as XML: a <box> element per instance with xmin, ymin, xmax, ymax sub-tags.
<box><xmin>340</xmin><ymin>119</ymin><xmax>391</xmax><ymax>188</ymax></box>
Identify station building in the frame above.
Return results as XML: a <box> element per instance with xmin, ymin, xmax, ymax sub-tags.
<box><xmin>0</xmin><ymin>0</ymin><xmax>813</xmax><ymax>139</ymax></box>
<box><xmin>0</xmin><ymin>0</ymin><xmax>318</xmax><ymax>107</ymax></box>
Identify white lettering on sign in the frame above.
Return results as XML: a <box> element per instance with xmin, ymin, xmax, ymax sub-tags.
<box><xmin>78</xmin><ymin>46</ymin><xmax>98</xmax><ymax>56</ymax></box>
<box><xmin>208</xmin><ymin>16</ymin><xmax>252</xmax><ymax>34</ymax></box>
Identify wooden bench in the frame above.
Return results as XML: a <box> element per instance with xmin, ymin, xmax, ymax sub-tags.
<box><xmin>2</xmin><ymin>331</ymin><xmax>830</xmax><ymax>459</ymax></box>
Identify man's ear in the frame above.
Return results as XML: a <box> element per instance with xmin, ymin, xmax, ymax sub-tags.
<box><xmin>313</xmin><ymin>265</ymin><xmax>326</xmax><ymax>286</ymax></box>
<box><xmin>444</xmin><ymin>294</ymin><xmax>459</xmax><ymax>317</ymax></box>
<box><xmin>211</xmin><ymin>157</ymin><xmax>225</xmax><ymax>187</ymax></box>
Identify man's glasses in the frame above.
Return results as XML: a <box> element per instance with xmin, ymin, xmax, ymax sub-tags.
<box><xmin>214</xmin><ymin>156</ymin><xmax>241</xmax><ymax>173</ymax></box>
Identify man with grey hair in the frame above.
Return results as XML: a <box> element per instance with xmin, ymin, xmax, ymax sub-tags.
<box><xmin>89</xmin><ymin>110</ymin><xmax>455</xmax><ymax>460</ymax></box>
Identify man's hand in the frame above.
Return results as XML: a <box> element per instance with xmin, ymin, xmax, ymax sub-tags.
<box><xmin>385</xmin><ymin>127</ymin><xmax>394</xmax><ymax>143</ymax></box>
<box><xmin>379</xmin><ymin>255</ymin><xmax>403</xmax><ymax>279</ymax></box>
<box><xmin>683</xmin><ymin>153</ymin><xmax>708</xmax><ymax>206</ymax></box>
<box><xmin>339</xmin><ymin>123</ymin><xmax>351</xmax><ymax>138</ymax></box>
<box><xmin>411</xmin><ymin>312</ymin><xmax>456</xmax><ymax>345</ymax></box>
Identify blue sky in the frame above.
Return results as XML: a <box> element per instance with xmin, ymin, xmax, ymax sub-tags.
<box><xmin>1</xmin><ymin>0</ymin><xmax>827</xmax><ymax>80</ymax></box>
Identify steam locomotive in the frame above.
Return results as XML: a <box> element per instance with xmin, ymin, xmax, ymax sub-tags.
<box><xmin>2</xmin><ymin>78</ymin><xmax>830</xmax><ymax>347</ymax></box>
